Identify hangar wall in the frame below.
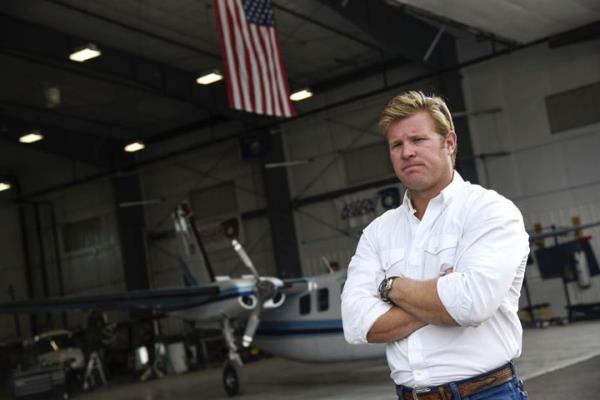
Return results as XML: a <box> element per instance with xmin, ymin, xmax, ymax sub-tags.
<box><xmin>459</xmin><ymin>38</ymin><xmax>600</xmax><ymax>318</ymax></box>
<box><xmin>139</xmin><ymin>138</ymin><xmax>276</xmax><ymax>286</ymax></box>
<box><xmin>0</xmin><ymin>142</ymin><xmax>121</xmax><ymax>338</ymax></box>
<box><xmin>283</xmin><ymin>96</ymin><xmax>395</xmax><ymax>276</ymax></box>
<box><xmin>2</xmin><ymin>35</ymin><xmax>598</xmax><ymax>339</ymax></box>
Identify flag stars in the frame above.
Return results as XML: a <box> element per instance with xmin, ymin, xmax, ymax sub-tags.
<box><xmin>244</xmin><ymin>0</ymin><xmax>274</xmax><ymax>26</ymax></box>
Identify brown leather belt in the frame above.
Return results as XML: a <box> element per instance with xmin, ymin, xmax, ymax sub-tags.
<box><xmin>398</xmin><ymin>364</ymin><xmax>514</xmax><ymax>400</ymax></box>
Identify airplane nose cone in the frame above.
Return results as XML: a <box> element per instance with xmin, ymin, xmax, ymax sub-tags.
<box><xmin>256</xmin><ymin>280</ymin><xmax>276</xmax><ymax>300</ymax></box>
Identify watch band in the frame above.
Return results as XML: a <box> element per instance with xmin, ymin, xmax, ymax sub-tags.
<box><xmin>378</xmin><ymin>276</ymin><xmax>400</xmax><ymax>304</ymax></box>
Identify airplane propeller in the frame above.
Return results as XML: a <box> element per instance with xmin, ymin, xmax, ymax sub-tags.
<box><xmin>231</xmin><ymin>239</ymin><xmax>277</xmax><ymax>347</ymax></box>
<box><xmin>232</xmin><ymin>239</ymin><xmax>260</xmax><ymax>280</ymax></box>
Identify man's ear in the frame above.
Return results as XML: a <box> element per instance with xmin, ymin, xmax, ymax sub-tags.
<box><xmin>445</xmin><ymin>131</ymin><xmax>457</xmax><ymax>155</ymax></box>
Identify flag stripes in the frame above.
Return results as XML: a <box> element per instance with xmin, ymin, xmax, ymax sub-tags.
<box><xmin>214</xmin><ymin>0</ymin><xmax>295</xmax><ymax>118</ymax></box>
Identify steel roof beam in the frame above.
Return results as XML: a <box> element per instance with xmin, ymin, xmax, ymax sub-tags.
<box><xmin>317</xmin><ymin>0</ymin><xmax>455</xmax><ymax>68</ymax></box>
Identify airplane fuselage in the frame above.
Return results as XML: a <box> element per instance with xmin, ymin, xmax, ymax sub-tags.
<box><xmin>255</xmin><ymin>270</ymin><xmax>385</xmax><ymax>362</ymax></box>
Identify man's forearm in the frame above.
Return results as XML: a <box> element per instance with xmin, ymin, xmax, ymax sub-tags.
<box><xmin>388</xmin><ymin>277</ymin><xmax>458</xmax><ymax>326</ymax></box>
<box><xmin>366</xmin><ymin>306</ymin><xmax>427</xmax><ymax>343</ymax></box>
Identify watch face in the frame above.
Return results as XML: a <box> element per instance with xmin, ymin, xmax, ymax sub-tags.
<box><xmin>378</xmin><ymin>278</ymin><xmax>387</xmax><ymax>299</ymax></box>
<box><xmin>379</xmin><ymin>276</ymin><xmax>398</xmax><ymax>304</ymax></box>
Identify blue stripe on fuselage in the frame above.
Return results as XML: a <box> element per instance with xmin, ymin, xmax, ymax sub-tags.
<box><xmin>257</xmin><ymin>319</ymin><xmax>344</xmax><ymax>336</ymax></box>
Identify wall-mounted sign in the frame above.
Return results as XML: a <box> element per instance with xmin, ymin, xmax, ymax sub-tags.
<box><xmin>335</xmin><ymin>185</ymin><xmax>402</xmax><ymax>230</ymax></box>
<box><xmin>196</xmin><ymin>215</ymin><xmax>241</xmax><ymax>251</ymax></box>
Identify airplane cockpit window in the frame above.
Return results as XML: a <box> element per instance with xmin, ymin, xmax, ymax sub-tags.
<box><xmin>299</xmin><ymin>294</ymin><xmax>311</xmax><ymax>315</ymax></box>
<box><xmin>317</xmin><ymin>288</ymin><xmax>329</xmax><ymax>312</ymax></box>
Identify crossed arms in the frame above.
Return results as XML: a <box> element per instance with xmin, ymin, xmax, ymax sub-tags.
<box><xmin>366</xmin><ymin>276</ymin><xmax>457</xmax><ymax>343</ymax></box>
<box><xmin>341</xmin><ymin>200</ymin><xmax>529</xmax><ymax>345</ymax></box>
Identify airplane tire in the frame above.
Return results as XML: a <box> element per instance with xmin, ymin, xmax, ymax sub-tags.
<box><xmin>223</xmin><ymin>360</ymin><xmax>247</xmax><ymax>397</ymax></box>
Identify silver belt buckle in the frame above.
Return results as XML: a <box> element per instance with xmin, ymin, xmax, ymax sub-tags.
<box><xmin>412</xmin><ymin>387</ymin><xmax>431</xmax><ymax>400</ymax></box>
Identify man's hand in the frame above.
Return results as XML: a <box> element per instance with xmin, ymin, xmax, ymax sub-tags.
<box><xmin>439</xmin><ymin>265</ymin><xmax>454</xmax><ymax>276</ymax></box>
<box><xmin>388</xmin><ymin>276</ymin><xmax>459</xmax><ymax>326</ymax></box>
<box><xmin>367</xmin><ymin>265</ymin><xmax>457</xmax><ymax>343</ymax></box>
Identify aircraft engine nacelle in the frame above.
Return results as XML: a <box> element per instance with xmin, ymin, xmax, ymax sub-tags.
<box><xmin>263</xmin><ymin>292</ymin><xmax>286</xmax><ymax>309</ymax></box>
<box><xmin>238</xmin><ymin>295</ymin><xmax>258</xmax><ymax>310</ymax></box>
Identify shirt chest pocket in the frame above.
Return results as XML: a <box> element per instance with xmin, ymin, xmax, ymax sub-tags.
<box><xmin>424</xmin><ymin>234</ymin><xmax>458</xmax><ymax>275</ymax></box>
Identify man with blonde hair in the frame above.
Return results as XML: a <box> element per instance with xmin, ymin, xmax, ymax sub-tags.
<box><xmin>342</xmin><ymin>91</ymin><xmax>529</xmax><ymax>399</ymax></box>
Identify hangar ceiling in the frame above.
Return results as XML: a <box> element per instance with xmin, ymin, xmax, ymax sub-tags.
<box><xmin>0</xmin><ymin>0</ymin><xmax>598</xmax><ymax>186</ymax></box>
<box><xmin>387</xmin><ymin>0</ymin><xmax>600</xmax><ymax>43</ymax></box>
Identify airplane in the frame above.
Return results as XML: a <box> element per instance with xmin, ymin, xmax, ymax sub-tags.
<box><xmin>0</xmin><ymin>203</ymin><xmax>385</xmax><ymax>397</ymax></box>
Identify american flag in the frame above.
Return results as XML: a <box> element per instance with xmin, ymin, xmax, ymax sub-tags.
<box><xmin>214</xmin><ymin>0</ymin><xmax>296</xmax><ymax>118</ymax></box>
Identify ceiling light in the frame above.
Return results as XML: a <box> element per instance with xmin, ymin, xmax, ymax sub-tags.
<box><xmin>19</xmin><ymin>131</ymin><xmax>44</xmax><ymax>144</ymax></box>
<box><xmin>290</xmin><ymin>89</ymin><xmax>313</xmax><ymax>102</ymax></box>
<box><xmin>0</xmin><ymin>182</ymin><xmax>11</xmax><ymax>192</ymax></box>
<box><xmin>264</xmin><ymin>159</ymin><xmax>310</xmax><ymax>169</ymax></box>
<box><xmin>196</xmin><ymin>71</ymin><xmax>224</xmax><ymax>85</ymax></box>
<box><xmin>124</xmin><ymin>141</ymin><xmax>145</xmax><ymax>153</ymax></box>
<box><xmin>69</xmin><ymin>44</ymin><xmax>102</xmax><ymax>62</ymax></box>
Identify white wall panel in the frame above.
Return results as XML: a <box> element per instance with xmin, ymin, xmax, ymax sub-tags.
<box><xmin>0</xmin><ymin>142</ymin><xmax>123</xmax><ymax>334</ymax></box>
<box><xmin>141</xmin><ymin>135</ymin><xmax>276</xmax><ymax>287</ymax></box>
<box><xmin>46</xmin><ymin>180</ymin><xmax>123</xmax><ymax>298</ymax></box>
<box><xmin>461</xmin><ymin>39</ymin><xmax>600</xmax><ymax>319</ymax></box>
<box><xmin>562</xmin><ymin>129</ymin><xmax>600</xmax><ymax>187</ymax></box>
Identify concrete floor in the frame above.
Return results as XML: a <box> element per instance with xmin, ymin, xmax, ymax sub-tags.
<box><xmin>67</xmin><ymin>320</ymin><xmax>600</xmax><ymax>400</ymax></box>
<box><xmin>525</xmin><ymin>355</ymin><xmax>600</xmax><ymax>400</ymax></box>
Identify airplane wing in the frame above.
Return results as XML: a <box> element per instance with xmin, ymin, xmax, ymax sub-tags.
<box><xmin>0</xmin><ymin>285</ymin><xmax>223</xmax><ymax>314</ymax></box>
<box><xmin>0</xmin><ymin>275</ymin><xmax>292</xmax><ymax>321</ymax></box>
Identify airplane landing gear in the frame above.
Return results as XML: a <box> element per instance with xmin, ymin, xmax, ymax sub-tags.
<box><xmin>221</xmin><ymin>317</ymin><xmax>247</xmax><ymax>396</ymax></box>
<box><xmin>223</xmin><ymin>359</ymin><xmax>247</xmax><ymax>397</ymax></box>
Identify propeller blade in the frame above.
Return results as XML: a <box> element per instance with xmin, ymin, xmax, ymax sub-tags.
<box><xmin>242</xmin><ymin>306</ymin><xmax>261</xmax><ymax>347</ymax></box>
<box><xmin>231</xmin><ymin>239</ymin><xmax>278</xmax><ymax>348</ymax></box>
<box><xmin>232</xmin><ymin>239</ymin><xmax>260</xmax><ymax>280</ymax></box>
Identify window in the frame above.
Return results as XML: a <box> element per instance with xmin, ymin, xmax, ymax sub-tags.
<box><xmin>317</xmin><ymin>288</ymin><xmax>329</xmax><ymax>312</ymax></box>
<box><xmin>62</xmin><ymin>217</ymin><xmax>101</xmax><ymax>252</ymax></box>
<box><xmin>299</xmin><ymin>294</ymin><xmax>311</xmax><ymax>315</ymax></box>
<box><xmin>546</xmin><ymin>81</ymin><xmax>600</xmax><ymax>134</ymax></box>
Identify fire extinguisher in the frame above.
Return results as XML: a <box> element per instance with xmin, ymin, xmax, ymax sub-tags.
<box><xmin>574</xmin><ymin>250</ymin><xmax>592</xmax><ymax>289</ymax></box>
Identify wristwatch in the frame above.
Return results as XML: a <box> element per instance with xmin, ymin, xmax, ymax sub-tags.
<box><xmin>378</xmin><ymin>276</ymin><xmax>400</xmax><ymax>304</ymax></box>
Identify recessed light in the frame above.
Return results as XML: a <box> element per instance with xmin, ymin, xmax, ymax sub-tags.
<box><xmin>264</xmin><ymin>159</ymin><xmax>310</xmax><ymax>168</ymax></box>
<box><xmin>69</xmin><ymin>44</ymin><xmax>102</xmax><ymax>62</ymax></box>
<box><xmin>19</xmin><ymin>131</ymin><xmax>44</xmax><ymax>144</ymax></box>
<box><xmin>290</xmin><ymin>89</ymin><xmax>313</xmax><ymax>102</ymax></box>
<box><xmin>124</xmin><ymin>141</ymin><xmax>145</xmax><ymax>153</ymax></box>
<box><xmin>0</xmin><ymin>182</ymin><xmax>11</xmax><ymax>192</ymax></box>
<box><xmin>196</xmin><ymin>71</ymin><xmax>224</xmax><ymax>85</ymax></box>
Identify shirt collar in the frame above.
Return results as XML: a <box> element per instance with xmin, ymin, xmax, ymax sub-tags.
<box><xmin>439</xmin><ymin>170</ymin><xmax>464</xmax><ymax>206</ymax></box>
<box><xmin>401</xmin><ymin>170</ymin><xmax>464</xmax><ymax>212</ymax></box>
<box><xmin>402</xmin><ymin>188</ymin><xmax>416</xmax><ymax>215</ymax></box>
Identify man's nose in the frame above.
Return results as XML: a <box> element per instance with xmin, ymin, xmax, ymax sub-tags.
<box><xmin>401</xmin><ymin>143</ymin><xmax>416</xmax><ymax>159</ymax></box>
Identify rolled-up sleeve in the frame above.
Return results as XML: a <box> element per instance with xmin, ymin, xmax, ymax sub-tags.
<box><xmin>436</xmin><ymin>197</ymin><xmax>529</xmax><ymax>327</ymax></box>
<box><xmin>342</xmin><ymin>226</ymin><xmax>392</xmax><ymax>344</ymax></box>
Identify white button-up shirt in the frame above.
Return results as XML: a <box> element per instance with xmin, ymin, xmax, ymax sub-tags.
<box><xmin>341</xmin><ymin>172</ymin><xmax>529</xmax><ymax>387</ymax></box>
